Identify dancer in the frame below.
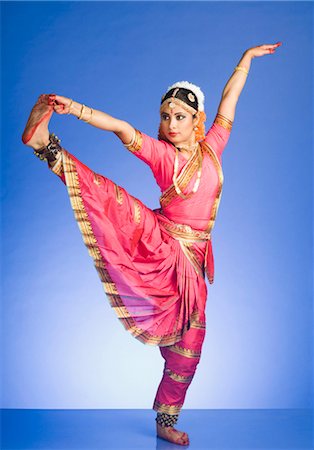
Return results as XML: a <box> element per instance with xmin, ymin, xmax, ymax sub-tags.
<box><xmin>22</xmin><ymin>43</ymin><xmax>282</xmax><ymax>446</ymax></box>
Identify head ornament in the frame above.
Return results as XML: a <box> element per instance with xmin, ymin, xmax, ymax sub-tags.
<box><xmin>160</xmin><ymin>81</ymin><xmax>205</xmax><ymax>113</ymax></box>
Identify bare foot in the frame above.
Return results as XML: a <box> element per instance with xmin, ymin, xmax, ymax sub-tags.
<box><xmin>156</xmin><ymin>423</ymin><xmax>190</xmax><ymax>446</ymax></box>
<box><xmin>22</xmin><ymin>94</ymin><xmax>55</xmax><ymax>149</ymax></box>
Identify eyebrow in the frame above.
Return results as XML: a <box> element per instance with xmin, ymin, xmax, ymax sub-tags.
<box><xmin>161</xmin><ymin>111</ymin><xmax>186</xmax><ymax>115</ymax></box>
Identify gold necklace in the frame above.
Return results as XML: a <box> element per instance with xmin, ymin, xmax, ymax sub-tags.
<box><xmin>176</xmin><ymin>142</ymin><xmax>199</xmax><ymax>153</ymax></box>
<box><xmin>172</xmin><ymin>144</ymin><xmax>203</xmax><ymax>199</ymax></box>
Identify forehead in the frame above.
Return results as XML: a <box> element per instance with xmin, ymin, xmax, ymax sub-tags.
<box><xmin>160</xmin><ymin>104</ymin><xmax>190</xmax><ymax>115</ymax></box>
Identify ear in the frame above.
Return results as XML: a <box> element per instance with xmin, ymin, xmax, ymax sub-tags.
<box><xmin>193</xmin><ymin>112</ymin><xmax>200</xmax><ymax>124</ymax></box>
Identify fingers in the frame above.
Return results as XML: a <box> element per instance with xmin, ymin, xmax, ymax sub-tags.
<box><xmin>36</xmin><ymin>93</ymin><xmax>71</xmax><ymax>114</ymax></box>
<box><xmin>262</xmin><ymin>42</ymin><xmax>282</xmax><ymax>48</ymax></box>
<box><xmin>259</xmin><ymin>42</ymin><xmax>282</xmax><ymax>55</ymax></box>
<box><xmin>48</xmin><ymin>94</ymin><xmax>72</xmax><ymax>114</ymax></box>
<box><xmin>53</xmin><ymin>104</ymin><xmax>67</xmax><ymax>114</ymax></box>
<box><xmin>261</xmin><ymin>42</ymin><xmax>282</xmax><ymax>53</ymax></box>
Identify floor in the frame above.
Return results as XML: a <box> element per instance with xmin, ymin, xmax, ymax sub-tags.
<box><xmin>1</xmin><ymin>409</ymin><xmax>313</xmax><ymax>450</ymax></box>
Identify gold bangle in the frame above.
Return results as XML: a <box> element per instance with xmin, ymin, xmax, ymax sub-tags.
<box><xmin>84</xmin><ymin>107</ymin><xmax>93</xmax><ymax>124</ymax></box>
<box><xmin>78</xmin><ymin>104</ymin><xmax>85</xmax><ymax>120</ymax></box>
<box><xmin>234</xmin><ymin>65</ymin><xmax>249</xmax><ymax>75</ymax></box>
<box><xmin>124</xmin><ymin>128</ymin><xmax>136</xmax><ymax>148</ymax></box>
<box><xmin>67</xmin><ymin>99</ymin><xmax>73</xmax><ymax>115</ymax></box>
<box><xmin>123</xmin><ymin>129</ymin><xmax>143</xmax><ymax>153</ymax></box>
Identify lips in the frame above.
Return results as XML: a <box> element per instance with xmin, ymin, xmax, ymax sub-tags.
<box><xmin>169</xmin><ymin>132</ymin><xmax>178</xmax><ymax>136</ymax></box>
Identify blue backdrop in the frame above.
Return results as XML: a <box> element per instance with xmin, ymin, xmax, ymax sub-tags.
<box><xmin>1</xmin><ymin>1</ymin><xmax>313</xmax><ymax>409</ymax></box>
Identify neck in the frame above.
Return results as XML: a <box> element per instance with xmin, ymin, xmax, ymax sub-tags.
<box><xmin>176</xmin><ymin>134</ymin><xmax>197</xmax><ymax>151</ymax></box>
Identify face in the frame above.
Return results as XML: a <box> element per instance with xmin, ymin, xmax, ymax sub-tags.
<box><xmin>159</xmin><ymin>104</ymin><xmax>198</xmax><ymax>147</ymax></box>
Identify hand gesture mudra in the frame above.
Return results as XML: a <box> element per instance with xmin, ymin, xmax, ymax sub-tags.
<box><xmin>246</xmin><ymin>42</ymin><xmax>282</xmax><ymax>58</ymax></box>
<box><xmin>47</xmin><ymin>94</ymin><xmax>73</xmax><ymax>115</ymax></box>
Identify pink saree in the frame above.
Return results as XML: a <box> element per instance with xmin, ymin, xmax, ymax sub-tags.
<box><xmin>50</xmin><ymin>119</ymin><xmax>231</xmax><ymax>347</ymax></box>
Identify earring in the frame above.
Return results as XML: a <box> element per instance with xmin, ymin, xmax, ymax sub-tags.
<box><xmin>194</xmin><ymin>126</ymin><xmax>198</xmax><ymax>131</ymax></box>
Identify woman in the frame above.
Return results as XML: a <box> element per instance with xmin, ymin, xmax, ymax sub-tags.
<box><xmin>22</xmin><ymin>42</ymin><xmax>282</xmax><ymax>446</ymax></box>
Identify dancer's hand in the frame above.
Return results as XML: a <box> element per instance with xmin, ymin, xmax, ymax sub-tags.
<box><xmin>48</xmin><ymin>94</ymin><xmax>73</xmax><ymax>115</ymax></box>
<box><xmin>245</xmin><ymin>42</ymin><xmax>282</xmax><ymax>58</ymax></box>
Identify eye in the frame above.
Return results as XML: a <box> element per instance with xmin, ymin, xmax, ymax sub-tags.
<box><xmin>161</xmin><ymin>113</ymin><xmax>169</xmax><ymax>121</ymax></box>
<box><xmin>176</xmin><ymin>115</ymin><xmax>186</xmax><ymax>120</ymax></box>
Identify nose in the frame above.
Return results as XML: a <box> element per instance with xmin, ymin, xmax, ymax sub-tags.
<box><xmin>169</xmin><ymin>116</ymin><xmax>177</xmax><ymax>130</ymax></box>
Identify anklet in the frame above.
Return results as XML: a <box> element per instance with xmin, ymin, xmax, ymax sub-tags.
<box><xmin>33</xmin><ymin>133</ymin><xmax>62</xmax><ymax>163</ymax></box>
<box><xmin>156</xmin><ymin>412</ymin><xmax>179</xmax><ymax>428</ymax></box>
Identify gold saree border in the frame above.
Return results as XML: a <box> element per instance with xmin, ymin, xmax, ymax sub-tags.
<box><xmin>214</xmin><ymin>113</ymin><xmax>233</xmax><ymax>131</ymax></box>
<box><xmin>165</xmin><ymin>368</ymin><xmax>194</xmax><ymax>384</ymax></box>
<box><xmin>49</xmin><ymin>155</ymin><xmax>64</xmax><ymax>177</ymax></box>
<box><xmin>179</xmin><ymin>241</ymin><xmax>204</xmax><ymax>277</ymax></box>
<box><xmin>153</xmin><ymin>400</ymin><xmax>183</xmax><ymax>415</ymax></box>
<box><xmin>168</xmin><ymin>344</ymin><xmax>201</xmax><ymax>359</ymax></box>
<box><xmin>158</xmin><ymin>218</ymin><xmax>211</xmax><ymax>242</ymax></box>
<box><xmin>160</xmin><ymin>144</ymin><xmax>203</xmax><ymax>209</ymax></box>
<box><xmin>62</xmin><ymin>151</ymin><xmax>202</xmax><ymax>347</ymax></box>
<box><xmin>201</xmin><ymin>141</ymin><xmax>224</xmax><ymax>233</ymax></box>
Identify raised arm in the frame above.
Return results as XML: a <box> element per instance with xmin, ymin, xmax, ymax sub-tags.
<box><xmin>50</xmin><ymin>95</ymin><xmax>135</xmax><ymax>144</ymax></box>
<box><xmin>217</xmin><ymin>42</ymin><xmax>282</xmax><ymax>121</ymax></box>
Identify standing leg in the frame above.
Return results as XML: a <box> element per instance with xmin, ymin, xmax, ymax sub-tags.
<box><xmin>154</xmin><ymin>324</ymin><xmax>206</xmax><ymax>445</ymax></box>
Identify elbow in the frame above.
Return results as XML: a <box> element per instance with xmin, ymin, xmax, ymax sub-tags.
<box><xmin>221</xmin><ymin>90</ymin><xmax>239</xmax><ymax>102</ymax></box>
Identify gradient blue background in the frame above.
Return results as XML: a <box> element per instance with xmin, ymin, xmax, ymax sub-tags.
<box><xmin>1</xmin><ymin>1</ymin><xmax>313</xmax><ymax>410</ymax></box>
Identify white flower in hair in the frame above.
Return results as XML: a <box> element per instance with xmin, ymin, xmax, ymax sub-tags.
<box><xmin>167</xmin><ymin>81</ymin><xmax>205</xmax><ymax>112</ymax></box>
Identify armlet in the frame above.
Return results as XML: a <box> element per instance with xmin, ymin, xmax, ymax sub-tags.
<box><xmin>123</xmin><ymin>128</ymin><xmax>143</xmax><ymax>153</ymax></box>
<box><xmin>214</xmin><ymin>113</ymin><xmax>233</xmax><ymax>132</ymax></box>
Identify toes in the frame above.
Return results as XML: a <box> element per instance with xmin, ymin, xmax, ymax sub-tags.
<box><xmin>178</xmin><ymin>431</ymin><xmax>189</xmax><ymax>445</ymax></box>
<box><xmin>48</xmin><ymin>94</ymin><xmax>57</xmax><ymax>106</ymax></box>
<box><xmin>37</xmin><ymin>94</ymin><xmax>56</xmax><ymax>106</ymax></box>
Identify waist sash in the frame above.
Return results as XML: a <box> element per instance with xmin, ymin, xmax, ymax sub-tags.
<box><xmin>156</xmin><ymin>212</ymin><xmax>214</xmax><ymax>284</ymax></box>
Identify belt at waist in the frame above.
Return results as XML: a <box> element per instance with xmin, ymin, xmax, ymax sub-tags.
<box><xmin>156</xmin><ymin>213</ymin><xmax>211</xmax><ymax>242</ymax></box>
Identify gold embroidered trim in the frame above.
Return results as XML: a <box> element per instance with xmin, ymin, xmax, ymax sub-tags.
<box><xmin>168</xmin><ymin>345</ymin><xmax>201</xmax><ymax>359</ymax></box>
<box><xmin>124</xmin><ymin>128</ymin><xmax>143</xmax><ymax>153</ymax></box>
<box><xmin>160</xmin><ymin>144</ymin><xmax>203</xmax><ymax>209</ymax></box>
<box><xmin>214</xmin><ymin>113</ymin><xmax>233</xmax><ymax>131</ymax></box>
<box><xmin>62</xmin><ymin>150</ymin><xmax>201</xmax><ymax>347</ymax></box>
<box><xmin>102</xmin><ymin>282</ymin><xmax>119</xmax><ymax>295</ymax></box>
<box><xmin>204</xmin><ymin>240</ymin><xmax>214</xmax><ymax>285</ymax></box>
<box><xmin>49</xmin><ymin>154</ymin><xmax>64</xmax><ymax>177</ymax></box>
<box><xmin>112</xmin><ymin>306</ymin><xmax>132</xmax><ymax>318</ymax></box>
<box><xmin>190</xmin><ymin>321</ymin><xmax>206</xmax><ymax>330</ymax></box>
<box><xmin>114</xmin><ymin>184</ymin><xmax>123</xmax><ymax>205</ymax></box>
<box><xmin>134</xmin><ymin>199</ymin><xmax>141</xmax><ymax>224</ymax></box>
<box><xmin>179</xmin><ymin>241</ymin><xmax>204</xmax><ymax>277</ymax></box>
<box><xmin>153</xmin><ymin>401</ymin><xmax>183</xmax><ymax>415</ymax></box>
<box><xmin>165</xmin><ymin>369</ymin><xmax>194</xmax><ymax>384</ymax></box>
<box><xmin>158</xmin><ymin>218</ymin><xmax>211</xmax><ymax>242</ymax></box>
<box><xmin>201</xmin><ymin>141</ymin><xmax>224</xmax><ymax>233</ymax></box>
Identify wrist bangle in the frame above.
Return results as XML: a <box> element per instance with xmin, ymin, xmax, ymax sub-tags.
<box><xmin>78</xmin><ymin>104</ymin><xmax>86</xmax><ymax>120</ymax></box>
<box><xmin>234</xmin><ymin>65</ymin><xmax>249</xmax><ymax>75</ymax></box>
<box><xmin>83</xmin><ymin>107</ymin><xmax>93</xmax><ymax>124</ymax></box>
<box><xmin>67</xmin><ymin>99</ymin><xmax>73</xmax><ymax>115</ymax></box>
